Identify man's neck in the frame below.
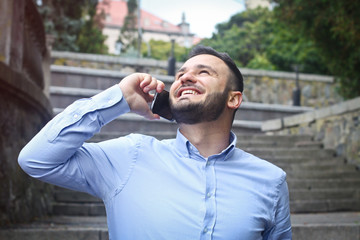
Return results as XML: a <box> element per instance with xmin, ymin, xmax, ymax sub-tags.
<box><xmin>179</xmin><ymin>121</ymin><xmax>232</xmax><ymax>158</ymax></box>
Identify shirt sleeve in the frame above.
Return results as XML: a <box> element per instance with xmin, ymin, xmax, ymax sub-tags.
<box><xmin>264</xmin><ymin>175</ymin><xmax>292</xmax><ymax>240</ymax></box>
<box><xmin>18</xmin><ymin>84</ymin><xmax>131</xmax><ymax>198</ymax></box>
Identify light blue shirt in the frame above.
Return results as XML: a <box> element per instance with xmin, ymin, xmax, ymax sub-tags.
<box><xmin>19</xmin><ymin>85</ymin><xmax>292</xmax><ymax>240</ymax></box>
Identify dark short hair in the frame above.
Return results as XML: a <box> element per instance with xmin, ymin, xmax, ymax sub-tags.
<box><xmin>188</xmin><ymin>45</ymin><xmax>244</xmax><ymax>92</ymax></box>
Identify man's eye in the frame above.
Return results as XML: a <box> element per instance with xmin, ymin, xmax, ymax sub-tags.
<box><xmin>199</xmin><ymin>70</ymin><xmax>209</xmax><ymax>75</ymax></box>
<box><xmin>177</xmin><ymin>73</ymin><xmax>184</xmax><ymax>79</ymax></box>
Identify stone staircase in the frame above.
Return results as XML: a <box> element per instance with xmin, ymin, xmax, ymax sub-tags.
<box><xmin>2</xmin><ymin>66</ymin><xmax>360</xmax><ymax>239</ymax></box>
<box><xmin>53</xmin><ymin>133</ymin><xmax>360</xmax><ymax>216</ymax></box>
<box><xmin>33</xmin><ymin>132</ymin><xmax>360</xmax><ymax>240</ymax></box>
<box><xmin>238</xmin><ymin>135</ymin><xmax>360</xmax><ymax>213</ymax></box>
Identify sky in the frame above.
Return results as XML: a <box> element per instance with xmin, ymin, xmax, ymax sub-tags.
<box><xmin>141</xmin><ymin>0</ymin><xmax>246</xmax><ymax>38</ymax></box>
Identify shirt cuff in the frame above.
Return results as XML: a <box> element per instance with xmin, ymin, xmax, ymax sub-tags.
<box><xmin>91</xmin><ymin>84</ymin><xmax>131</xmax><ymax>125</ymax></box>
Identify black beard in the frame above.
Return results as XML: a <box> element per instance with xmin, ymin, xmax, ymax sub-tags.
<box><xmin>170</xmin><ymin>91</ymin><xmax>229</xmax><ymax>124</ymax></box>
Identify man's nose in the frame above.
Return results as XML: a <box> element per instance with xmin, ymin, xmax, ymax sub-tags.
<box><xmin>179</xmin><ymin>72</ymin><xmax>196</xmax><ymax>84</ymax></box>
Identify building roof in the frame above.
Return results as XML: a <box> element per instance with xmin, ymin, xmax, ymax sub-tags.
<box><xmin>97</xmin><ymin>0</ymin><xmax>183</xmax><ymax>34</ymax></box>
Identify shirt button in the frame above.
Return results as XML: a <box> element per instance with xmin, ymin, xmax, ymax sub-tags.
<box><xmin>206</xmin><ymin>161</ymin><xmax>211</xmax><ymax>166</ymax></box>
<box><xmin>73</xmin><ymin>114</ymin><xmax>78</xmax><ymax>119</ymax></box>
<box><xmin>203</xmin><ymin>227</ymin><xmax>208</xmax><ymax>233</ymax></box>
<box><xmin>206</xmin><ymin>192</ymin><xmax>212</xmax><ymax>198</ymax></box>
<box><xmin>108</xmin><ymin>99</ymin><xmax>114</xmax><ymax>104</ymax></box>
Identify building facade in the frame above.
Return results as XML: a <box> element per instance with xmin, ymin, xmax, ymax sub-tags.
<box><xmin>97</xmin><ymin>0</ymin><xmax>199</xmax><ymax>55</ymax></box>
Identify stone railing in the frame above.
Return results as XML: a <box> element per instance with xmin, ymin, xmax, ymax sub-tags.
<box><xmin>262</xmin><ymin>97</ymin><xmax>360</xmax><ymax>166</ymax></box>
<box><xmin>0</xmin><ymin>0</ymin><xmax>52</xmax><ymax>226</ymax></box>
<box><xmin>51</xmin><ymin>51</ymin><xmax>342</xmax><ymax>108</ymax></box>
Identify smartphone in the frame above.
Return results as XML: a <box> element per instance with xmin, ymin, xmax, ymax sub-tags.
<box><xmin>151</xmin><ymin>90</ymin><xmax>174</xmax><ymax>121</ymax></box>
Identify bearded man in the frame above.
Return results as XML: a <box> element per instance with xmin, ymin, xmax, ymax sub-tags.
<box><xmin>19</xmin><ymin>46</ymin><xmax>292</xmax><ymax>239</ymax></box>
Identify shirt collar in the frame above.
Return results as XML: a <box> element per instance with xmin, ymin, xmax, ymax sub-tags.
<box><xmin>175</xmin><ymin>129</ymin><xmax>236</xmax><ymax>161</ymax></box>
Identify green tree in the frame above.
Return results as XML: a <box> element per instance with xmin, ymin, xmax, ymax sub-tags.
<box><xmin>118</xmin><ymin>0</ymin><xmax>139</xmax><ymax>54</ymax></box>
<box><xmin>37</xmin><ymin>0</ymin><xmax>108</xmax><ymax>53</ymax></box>
<box><xmin>201</xmin><ymin>7</ymin><xmax>328</xmax><ymax>74</ymax></box>
<box><xmin>266</xmin><ymin>20</ymin><xmax>329</xmax><ymax>74</ymax></box>
<box><xmin>142</xmin><ymin>40</ymin><xmax>190</xmax><ymax>62</ymax></box>
<box><xmin>201</xmin><ymin>8</ymin><xmax>274</xmax><ymax>68</ymax></box>
<box><xmin>76</xmin><ymin>2</ymin><xmax>108</xmax><ymax>54</ymax></box>
<box><xmin>273</xmin><ymin>0</ymin><xmax>360</xmax><ymax>99</ymax></box>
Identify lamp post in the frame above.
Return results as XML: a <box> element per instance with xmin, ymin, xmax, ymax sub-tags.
<box><xmin>137</xmin><ymin>0</ymin><xmax>142</xmax><ymax>58</ymax></box>
<box><xmin>292</xmin><ymin>64</ymin><xmax>302</xmax><ymax>106</ymax></box>
<box><xmin>168</xmin><ymin>39</ymin><xmax>176</xmax><ymax>76</ymax></box>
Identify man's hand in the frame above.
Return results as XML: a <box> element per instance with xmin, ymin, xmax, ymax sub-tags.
<box><xmin>118</xmin><ymin>73</ymin><xmax>165</xmax><ymax>120</ymax></box>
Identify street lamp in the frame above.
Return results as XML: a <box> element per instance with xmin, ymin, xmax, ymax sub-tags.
<box><xmin>292</xmin><ymin>64</ymin><xmax>302</xmax><ymax>106</ymax></box>
<box><xmin>168</xmin><ymin>39</ymin><xmax>176</xmax><ymax>76</ymax></box>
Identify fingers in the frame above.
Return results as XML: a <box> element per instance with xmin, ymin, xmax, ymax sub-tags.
<box><xmin>139</xmin><ymin>74</ymin><xmax>165</xmax><ymax>94</ymax></box>
<box><xmin>118</xmin><ymin>73</ymin><xmax>166</xmax><ymax>120</ymax></box>
<box><xmin>144</xmin><ymin>111</ymin><xmax>161</xmax><ymax>120</ymax></box>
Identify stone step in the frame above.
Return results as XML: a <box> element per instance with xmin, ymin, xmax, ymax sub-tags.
<box><xmin>286</xmin><ymin>169</ymin><xmax>360</xmax><ymax>179</ymax></box>
<box><xmin>0</xmin><ymin>227</ymin><xmax>108</xmax><ymax>240</ymax></box>
<box><xmin>277</xmin><ymin>162</ymin><xmax>358</xmax><ymax>172</ymax></box>
<box><xmin>0</xmin><ymin>216</ymin><xmax>108</xmax><ymax>240</ymax></box>
<box><xmin>52</xmin><ymin>203</ymin><xmax>106</xmax><ymax>216</ymax></box>
<box><xmin>50</xmin><ymin>65</ymin><xmax>171</xmax><ymax>89</ymax></box>
<box><xmin>287</xmin><ymin>178</ymin><xmax>360</xmax><ymax>190</ymax></box>
<box><xmin>264</xmin><ymin>156</ymin><xmax>345</xmax><ymax>165</ymax></box>
<box><xmin>54</xmin><ymin>190</ymin><xmax>101</xmax><ymax>203</ymax></box>
<box><xmin>290</xmin><ymin>199</ymin><xmax>360</xmax><ymax>213</ymax></box>
<box><xmin>289</xmin><ymin>189</ymin><xmax>358</xmax><ymax>201</ymax></box>
<box><xmin>291</xmin><ymin>212</ymin><xmax>360</xmax><ymax>239</ymax></box>
<box><xmin>1</xmin><ymin>213</ymin><xmax>360</xmax><ymax>240</ymax></box>
<box><xmin>237</xmin><ymin>134</ymin><xmax>314</xmax><ymax>142</ymax></box>
<box><xmin>50</xmin><ymin>65</ymin><xmax>312</xmax><ymax>121</ymax></box>
<box><xmin>49</xmin><ymin>84</ymin><xmax>311</xmax><ymax>123</ymax></box>
<box><xmin>89</xmin><ymin>131</ymin><xmax>319</xmax><ymax>150</ymax></box>
<box><xmin>247</xmin><ymin>148</ymin><xmax>336</xmax><ymax>158</ymax></box>
<box><xmin>237</xmin><ymin>140</ymin><xmax>323</xmax><ymax>149</ymax></box>
<box><xmin>52</xmin><ymin>108</ymin><xmax>263</xmax><ymax>135</ymax></box>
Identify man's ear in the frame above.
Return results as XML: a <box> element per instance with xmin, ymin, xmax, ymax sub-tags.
<box><xmin>227</xmin><ymin>91</ymin><xmax>242</xmax><ymax>110</ymax></box>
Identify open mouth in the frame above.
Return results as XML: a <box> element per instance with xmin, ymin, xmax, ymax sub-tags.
<box><xmin>176</xmin><ymin>87</ymin><xmax>203</xmax><ymax>98</ymax></box>
<box><xmin>181</xmin><ymin>89</ymin><xmax>199</xmax><ymax>96</ymax></box>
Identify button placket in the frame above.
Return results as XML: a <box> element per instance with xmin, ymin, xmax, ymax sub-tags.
<box><xmin>200</xmin><ymin>159</ymin><xmax>217</xmax><ymax>240</ymax></box>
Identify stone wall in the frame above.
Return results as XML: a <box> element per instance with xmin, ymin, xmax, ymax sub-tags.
<box><xmin>51</xmin><ymin>51</ymin><xmax>342</xmax><ymax>108</ymax></box>
<box><xmin>0</xmin><ymin>0</ymin><xmax>53</xmax><ymax>225</ymax></box>
<box><xmin>262</xmin><ymin>97</ymin><xmax>360</xmax><ymax>166</ymax></box>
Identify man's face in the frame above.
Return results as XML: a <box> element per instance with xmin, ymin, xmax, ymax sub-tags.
<box><xmin>169</xmin><ymin>54</ymin><xmax>231</xmax><ymax>124</ymax></box>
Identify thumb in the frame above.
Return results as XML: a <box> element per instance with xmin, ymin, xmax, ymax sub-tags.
<box><xmin>143</xmin><ymin>109</ymin><xmax>161</xmax><ymax>120</ymax></box>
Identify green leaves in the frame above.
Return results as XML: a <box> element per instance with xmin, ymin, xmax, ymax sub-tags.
<box><xmin>200</xmin><ymin>7</ymin><xmax>326</xmax><ymax>72</ymax></box>
<box><xmin>200</xmin><ymin>2</ymin><xmax>360</xmax><ymax>99</ymax></box>
<box><xmin>37</xmin><ymin>0</ymin><xmax>108</xmax><ymax>54</ymax></box>
<box><xmin>273</xmin><ymin>0</ymin><xmax>360</xmax><ymax>99</ymax></box>
<box><xmin>141</xmin><ymin>40</ymin><xmax>189</xmax><ymax>62</ymax></box>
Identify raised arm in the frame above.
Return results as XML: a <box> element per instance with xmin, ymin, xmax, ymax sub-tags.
<box><xmin>18</xmin><ymin>73</ymin><xmax>164</xmax><ymax>196</ymax></box>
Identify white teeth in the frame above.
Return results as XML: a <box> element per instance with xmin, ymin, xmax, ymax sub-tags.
<box><xmin>181</xmin><ymin>90</ymin><xmax>198</xmax><ymax>96</ymax></box>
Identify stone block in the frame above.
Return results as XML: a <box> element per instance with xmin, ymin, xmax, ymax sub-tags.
<box><xmin>283</xmin><ymin>111</ymin><xmax>315</xmax><ymax>127</ymax></box>
<box><xmin>261</xmin><ymin>118</ymin><xmax>283</xmax><ymax>131</ymax></box>
<box><xmin>346</xmin><ymin>97</ymin><xmax>360</xmax><ymax>112</ymax></box>
<box><xmin>314</xmin><ymin>106</ymin><xmax>332</xmax><ymax>119</ymax></box>
<box><xmin>331</xmin><ymin>101</ymin><xmax>347</xmax><ymax>115</ymax></box>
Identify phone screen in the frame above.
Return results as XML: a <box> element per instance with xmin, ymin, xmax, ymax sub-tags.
<box><xmin>151</xmin><ymin>90</ymin><xmax>174</xmax><ymax>121</ymax></box>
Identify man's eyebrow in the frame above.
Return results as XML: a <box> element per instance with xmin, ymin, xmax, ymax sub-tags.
<box><xmin>176</xmin><ymin>64</ymin><xmax>217</xmax><ymax>75</ymax></box>
<box><xmin>177</xmin><ymin>67</ymin><xmax>187</xmax><ymax>74</ymax></box>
